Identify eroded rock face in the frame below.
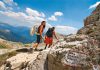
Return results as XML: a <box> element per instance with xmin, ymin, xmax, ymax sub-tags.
<box><xmin>26</xmin><ymin>49</ymin><xmax>50</xmax><ymax>70</ymax></box>
<box><xmin>84</xmin><ymin>4</ymin><xmax>100</xmax><ymax>26</ymax></box>
<box><xmin>78</xmin><ymin>4</ymin><xmax>100</xmax><ymax>47</ymax></box>
<box><xmin>47</xmin><ymin>35</ymin><xmax>99</xmax><ymax>70</ymax></box>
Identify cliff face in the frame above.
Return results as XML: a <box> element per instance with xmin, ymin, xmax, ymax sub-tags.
<box><xmin>84</xmin><ymin>4</ymin><xmax>100</xmax><ymax>26</ymax></box>
<box><xmin>78</xmin><ymin>4</ymin><xmax>100</xmax><ymax>47</ymax></box>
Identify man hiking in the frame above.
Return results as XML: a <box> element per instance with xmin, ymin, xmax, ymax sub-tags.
<box><xmin>32</xmin><ymin>21</ymin><xmax>46</xmax><ymax>51</ymax></box>
<box><xmin>44</xmin><ymin>27</ymin><xmax>58</xmax><ymax>49</ymax></box>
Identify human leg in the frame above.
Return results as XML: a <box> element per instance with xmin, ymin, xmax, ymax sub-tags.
<box><xmin>48</xmin><ymin>44</ymin><xmax>52</xmax><ymax>48</ymax></box>
<box><xmin>34</xmin><ymin>35</ymin><xmax>41</xmax><ymax>50</ymax></box>
<box><xmin>44</xmin><ymin>44</ymin><xmax>48</xmax><ymax>49</ymax></box>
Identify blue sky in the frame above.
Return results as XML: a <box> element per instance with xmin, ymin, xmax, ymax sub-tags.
<box><xmin>0</xmin><ymin>0</ymin><xmax>100</xmax><ymax>35</ymax></box>
<box><xmin>14</xmin><ymin>0</ymin><xmax>99</xmax><ymax>28</ymax></box>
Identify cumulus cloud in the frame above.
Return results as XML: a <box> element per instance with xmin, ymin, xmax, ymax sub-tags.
<box><xmin>7</xmin><ymin>7</ymin><xmax>13</xmax><ymax>10</ymax></box>
<box><xmin>26</xmin><ymin>8</ymin><xmax>41</xmax><ymax>17</ymax></box>
<box><xmin>89</xmin><ymin>1</ymin><xmax>100</xmax><ymax>9</ymax></box>
<box><xmin>3</xmin><ymin>0</ymin><xmax>18</xmax><ymax>6</ymax></box>
<box><xmin>48</xmin><ymin>11</ymin><xmax>63</xmax><ymax>21</ymax></box>
<box><xmin>0</xmin><ymin>1</ymin><xmax>6</xmax><ymax>10</ymax></box>
<box><xmin>0</xmin><ymin>11</ymin><xmax>27</xmax><ymax>18</ymax></box>
<box><xmin>48</xmin><ymin>15</ymin><xmax>57</xmax><ymax>21</ymax></box>
<box><xmin>54</xmin><ymin>12</ymin><xmax>63</xmax><ymax>16</ymax></box>
<box><xmin>40</xmin><ymin>12</ymin><xmax>45</xmax><ymax>17</ymax></box>
<box><xmin>26</xmin><ymin>8</ymin><xmax>46</xmax><ymax>18</ymax></box>
<box><xmin>55</xmin><ymin>25</ymin><xmax>78</xmax><ymax>35</ymax></box>
<box><xmin>0</xmin><ymin>10</ymin><xmax>46</xmax><ymax>27</ymax></box>
<box><xmin>2</xmin><ymin>0</ymin><xmax>18</xmax><ymax>11</ymax></box>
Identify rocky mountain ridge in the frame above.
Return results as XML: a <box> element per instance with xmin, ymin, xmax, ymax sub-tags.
<box><xmin>78</xmin><ymin>4</ymin><xmax>100</xmax><ymax>47</ymax></box>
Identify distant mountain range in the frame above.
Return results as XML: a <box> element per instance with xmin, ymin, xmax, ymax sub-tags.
<box><xmin>0</xmin><ymin>22</ymin><xmax>36</xmax><ymax>43</ymax></box>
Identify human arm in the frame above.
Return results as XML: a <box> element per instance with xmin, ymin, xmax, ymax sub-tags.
<box><xmin>53</xmin><ymin>31</ymin><xmax>58</xmax><ymax>40</ymax></box>
<box><xmin>39</xmin><ymin>25</ymin><xmax>44</xmax><ymax>40</ymax></box>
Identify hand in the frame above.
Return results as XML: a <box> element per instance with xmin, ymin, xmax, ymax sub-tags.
<box><xmin>57</xmin><ymin>39</ymin><xmax>59</xmax><ymax>42</ymax></box>
<box><xmin>56</xmin><ymin>38</ymin><xmax>59</xmax><ymax>41</ymax></box>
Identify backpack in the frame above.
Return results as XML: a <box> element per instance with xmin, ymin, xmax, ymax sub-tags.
<box><xmin>46</xmin><ymin>28</ymin><xmax>53</xmax><ymax>37</ymax></box>
<box><xmin>30</xmin><ymin>25</ymin><xmax>38</xmax><ymax>36</ymax></box>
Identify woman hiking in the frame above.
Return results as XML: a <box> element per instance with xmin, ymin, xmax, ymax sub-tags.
<box><xmin>44</xmin><ymin>27</ymin><xmax>58</xmax><ymax>49</ymax></box>
<box><xmin>32</xmin><ymin>21</ymin><xmax>46</xmax><ymax>51</ymax></box>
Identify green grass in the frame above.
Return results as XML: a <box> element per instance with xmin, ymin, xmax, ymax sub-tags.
<box><xmin>24</xmin><ymin>43</ymin><xmax>31</xmax><ymax>47</ymax></box>
<box><xmin>0</xmin><ymin>45</ymin><xmax>7</xmax><ymax>48</ymax></box>
<box><xmin>0</xmin><ymin>42</ymin><xmax>11</xmax><ymax>49</ymax></box>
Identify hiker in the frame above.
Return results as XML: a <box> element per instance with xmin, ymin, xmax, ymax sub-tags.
<box><xmin>44</xmin><ymin>27</ymin><xmax>58</xmax><ymax>49</ymax></box>
<box><xmin>32</xmin><ymin>21</ymin><xmax>46</xmax><ymax>51</ymax></box>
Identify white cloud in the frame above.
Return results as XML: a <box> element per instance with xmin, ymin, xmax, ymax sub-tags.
<box><xmin>40</xmin><ymin>12</ymin><xmax>45</xmax><ymax>17</ymax></box>
<box><xmin>26</xmin><ymin>8</ymin><xmax>41</xmax><ymax>17</ymax></box>
<box><xmin>26</xmin><ymin>8</ymin><xmax>46</xmax><ymax>18</ymax></box>
<box><xmin>55</xmin><ymin>25</ymin><xmax>78</xmax><ymax>35</ymax></box>
<box><xmin>0</xmin><ymin>11</ymin><xmax>27</xmax><ymax>18</ymax></box>
<box><xmin>0</xmin><ymin>1</ymin><xmax>6</xmax><ymax>10</ymax></box>
<box><xmin>48</xmin><ymin>11</ymin><xmax>63</xmax><ymax>21</ymax></box>
<box><xmin>54</xmin><ymin>12</ymin><xmax>63</xmax><ymax>16</ymax></box>
<box><xmin>0</xmin><ymin>10</ymin><xmax>47</xmax><ymax>27</ymax></box>
<box><xmin>89</xmin><ymin>1</ymin><xmax>100</xmax><ymax>9</ymax></box>
<box><xmin>48</xmin><ymin>15</ymin><xmax>57</xmax><ymax>21</ymax></box>
<box><xmin>6</xmin><ymin>7</ymin><xmax>13</xmax><ymax>10</ymax></box>
<box><xmin>3</xmin><ymin>0</ymin><xmax>17</xmax><ymax>6</ymax></box>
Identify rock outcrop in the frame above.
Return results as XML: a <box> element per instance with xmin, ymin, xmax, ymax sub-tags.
<box><xmin>77</xmin><ymin>4</ymin><xmax>100</xmax><ymax>47</ymax></box>
<box><xmin>23</xmin><ymin>35</ymin><xmax>99</xmax><ymax>70</ymax></box>
<box><xmin>47</xmin><ymin>34</ymin><xmax>99</xmax><ymax>70</ymax></box>
<box><xmin>78</xmin><ymin>4</ymin><xmax>100</xmax><ymax>47</ymax></box>
<box><xmin>26</xmin><ymin>50</ymin><xmax>49</xmax><ymax>70</ymax></box>
<box><xmin>83</xmin><ymin>4</ymin><xmax>100</xmax><ymax>26</ymax></box>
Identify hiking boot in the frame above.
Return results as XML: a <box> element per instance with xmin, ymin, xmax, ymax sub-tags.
<box><xmin>44</xmin><ymin>47</ymin><xmax>46</xmax><ymax>49</ymax></box>
<box><xmin>38</xmin><ymin>49</ymin><xmax>43</xmax><ymax>51</ymax></box>
<box><xmin>34</xmin><ymin>48</ymin><xmax>38</xmax><ymax>51</ymax></box>
<box><xmin>29</xmin><ymin>48</ymin><xmax>33</xmax><ymax>53</ymax></box>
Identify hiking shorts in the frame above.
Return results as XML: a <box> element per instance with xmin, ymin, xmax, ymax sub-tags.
<box><xmin>44</xmin><ymin>36</ymin><xmax>53</xmax><ymax>45</ymax></box>
<box><xmin>36</xmin><ymin>35</ymin><xmax>41</xmax><ymax>43</ymax></box>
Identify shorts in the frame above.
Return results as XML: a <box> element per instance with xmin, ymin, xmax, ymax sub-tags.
<box><xmin>44</xmin><ymin>36</ymin><xmax>53</xmax><ymax>45</ymax></box>
<box><xmin>36</xmin><ymin>35</ymin><xmax>41</xmax><ymax>43</ymax></box>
